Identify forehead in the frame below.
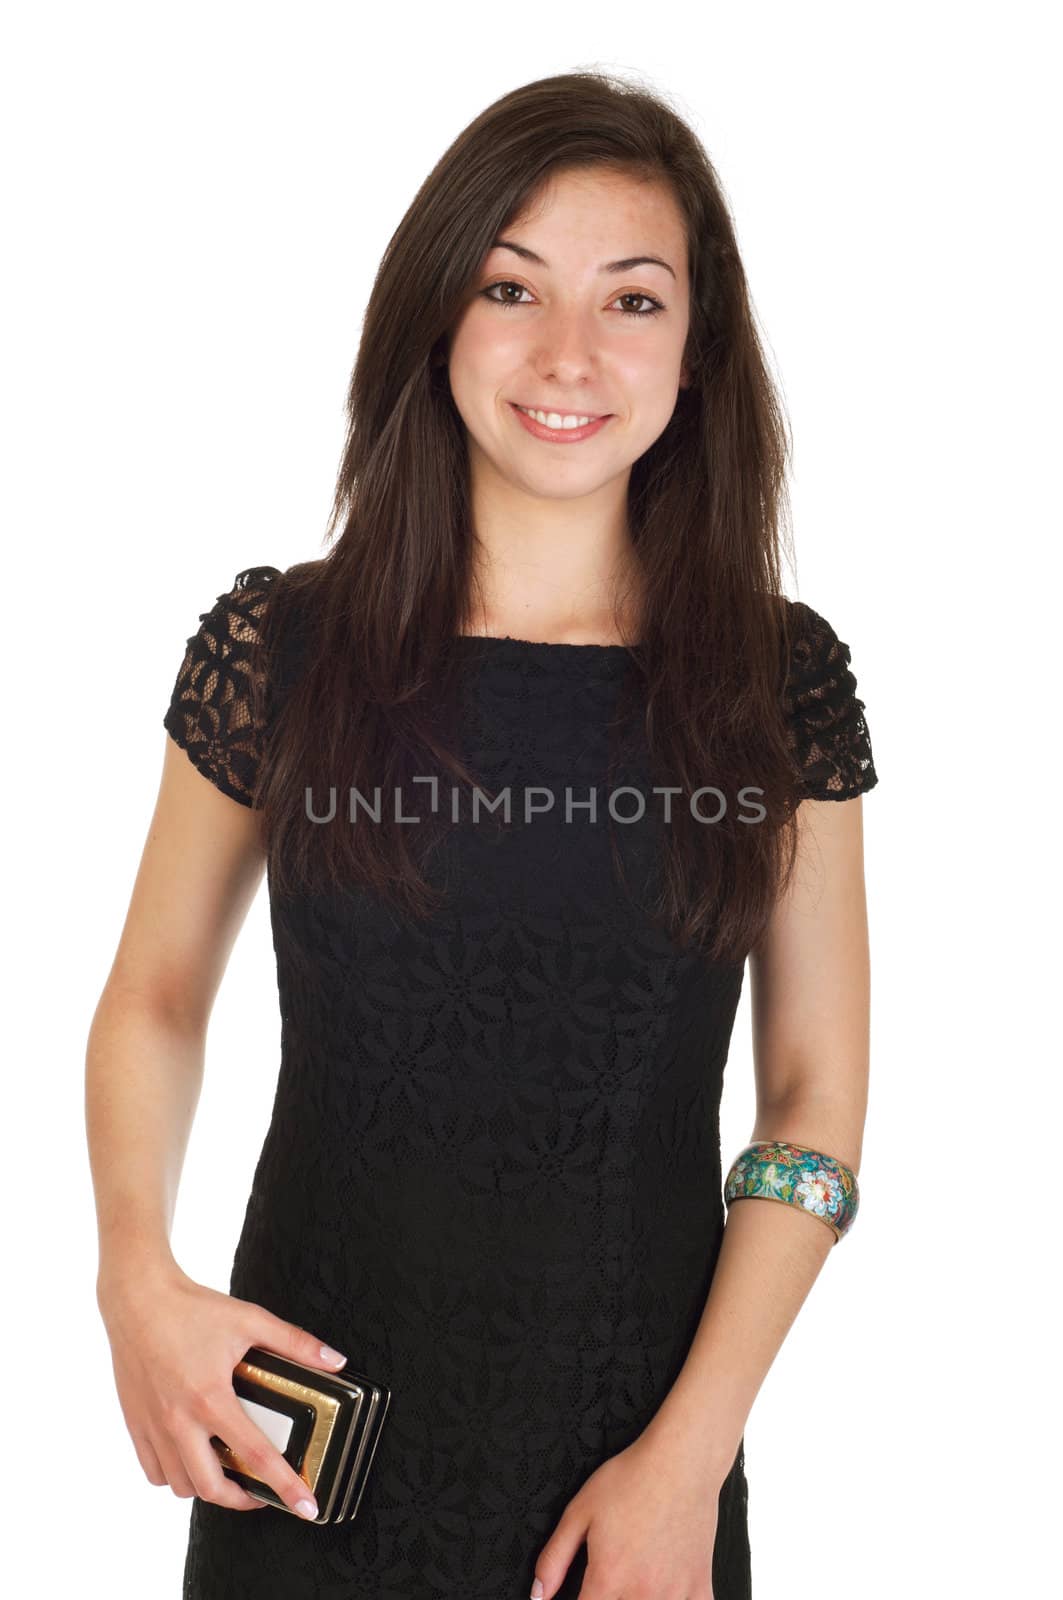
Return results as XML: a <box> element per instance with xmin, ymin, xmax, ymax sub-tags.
<box><xmin>489</xmin><ymin>171</ymin><xmax>687</xmax><ymax>277</ymax></box>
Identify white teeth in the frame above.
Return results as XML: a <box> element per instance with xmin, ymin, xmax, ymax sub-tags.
<box><xmin>516</xmin><ymin>405</ymin><xmax>598</xmax><ymax>429</ymax></box>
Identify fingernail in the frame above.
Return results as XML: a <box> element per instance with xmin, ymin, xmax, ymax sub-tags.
<box><xmin>296</xmin><ymin>1497</ymin><xmax>318</xmax><ymax>1520</ymax></box>
<box><xmin>530</xmin><ymin>1581</ymin><xmax>544</xmax><ymax>1598</ymax></box>
<box><xmin>320</xmin><ymin>1346</ymin><xmax>347</xmax><ymax>1366</ymax></box>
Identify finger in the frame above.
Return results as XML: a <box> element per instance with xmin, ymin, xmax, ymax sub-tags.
<box><xmin>150</xmin><ymin>1429</ymin><xmax>197</xmax><ymax>1499</ymax></box>
<box><xmin>178</xmin><ymin>1422</ymin><xmax>269</xmax><ymax>1511</ymax></box>
<box><xmin>129</xmin><ymin>1429</ymin><xmax>167</xmax><ymax>1488</ymax></box>
<box><xmin>532</xmin><ymin>1495</ymin><xmax>591</xmax><ymax>1599</ymax></box>
<box><xmin>242</xmin><ymin>1305</ymin><xmax>348</xmax><ymax>1373</ymax></box>
<box><xmin>212</xmin><ymin>1395</ymin><xmax>321</xmax><ymax>1520</ymax></box>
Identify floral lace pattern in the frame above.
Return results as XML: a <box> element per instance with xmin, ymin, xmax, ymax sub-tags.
<box><xmin>782</xmin><ymin>599</ymin><xmax>878</xmax><ymax>799</ymax></box>
<box><xmin>162</xmin><ymin>566</ymin><xmax>283</xmax><ymax>807</ymax></box>
<box><xmin>163</xmin><ymin>571</ymin><xmax>877</xmax><ymax>1599</ymax></box>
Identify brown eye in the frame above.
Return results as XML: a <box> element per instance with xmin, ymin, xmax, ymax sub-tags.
<box><xmin>613</xmin><ymin>293</ymin><xmax>665</xmax><ymax>319</ymax></box>
<box><xmin>481</xmin><ymin>281</ymin><xmax>533</xmax><ymax>308</ymax></box>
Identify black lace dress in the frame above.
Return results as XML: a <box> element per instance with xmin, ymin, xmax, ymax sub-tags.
<box><xmin>163</xmin><ymin>568</ymin><xmax>878</xmax><ymax>1600</ymax></box>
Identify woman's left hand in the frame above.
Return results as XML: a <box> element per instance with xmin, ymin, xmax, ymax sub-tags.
<box><xmin>529</xmin><ymin>1429</ymin><xmax>724</xmax><ymax>1599</ymax></box>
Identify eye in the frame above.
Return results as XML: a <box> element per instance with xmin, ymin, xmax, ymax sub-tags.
<box><xmin>613</xmin><ymin>291</ymin><xmax>665</xmax><ymax>319</ymax></box>
<box><xmin>480</xmin><ymin>281</ymin><xmax>665</xmax><ymax>319</ymax></box>
<box><xmin>481</xmin><ymin>280</ymin><xmax>535</xmax><ymax>310</ymax></box>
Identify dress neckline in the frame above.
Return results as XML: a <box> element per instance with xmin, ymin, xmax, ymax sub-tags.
<box><xmin>453</xmin><ymin>633</ymin><xmax>635</xmax><ymax>652</ymax></box>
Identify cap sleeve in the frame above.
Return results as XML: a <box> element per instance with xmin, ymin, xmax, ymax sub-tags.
<box><xmin>162</xmin><ymin>565</ymin><xmax>283</xmax><ymax>806</ymax></box>
<box><xmin>783</xmin><ymin>600</ymin><xmax>879</xmax><ymax>801</ymax></box>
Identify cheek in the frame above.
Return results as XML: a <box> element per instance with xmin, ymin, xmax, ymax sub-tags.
<box><xmin>453</xmin><ymin>311</ymin><xmax>527</xmax><ymax>376</ymax></box>
<box><xmin>618</xmin><ymin>339</ymin><xmax>676</xmax><ymax>388</ymax></box>
<box><xmin>631</xmin><ymin>344</ymin><xmax>687</xmax><ymax>413</ymax></box>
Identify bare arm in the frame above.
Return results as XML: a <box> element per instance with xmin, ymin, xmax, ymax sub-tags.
<box><xmin>639</xmin><ymin>793</ymin><xmax>871</xmax><ymax>1480</ymax></box>
<box><xmin>87</xmin><ymin>731</ymin><xmax>345</xmax><ymax>1520</ymax></box>
<box><xmin>86</xmin><ymin>733</ymin><xmax>266</xmax><ymax>1300</ymax></box>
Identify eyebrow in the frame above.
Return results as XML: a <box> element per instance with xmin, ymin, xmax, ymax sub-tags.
<box><xmin>490</xmin><ymin>237</ymin><xmax>676</xmax><ymax>281</ymax></box>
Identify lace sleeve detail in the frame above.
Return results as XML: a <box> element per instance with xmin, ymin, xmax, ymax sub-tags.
<box><xmin>783</xmin><ymin>600</ymin><xmax>879</xmax><ymax>801</ymax></box>
<box><xmin>162</xmin><ymin>565</ymin><xmax>283</xmax><ymax>806</ymax></box>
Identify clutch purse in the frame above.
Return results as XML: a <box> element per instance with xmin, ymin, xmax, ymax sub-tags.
<box><xmin>210</xmin><ymin>1345</ymin><xmax>391</xmax><ymax>1524</ymax></box>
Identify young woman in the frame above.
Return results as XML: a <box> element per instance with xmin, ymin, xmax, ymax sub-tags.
<box><xmin>87</xmin><ymin>71</ymin><xmax>878</xmax><ymax>1600</ymax></box>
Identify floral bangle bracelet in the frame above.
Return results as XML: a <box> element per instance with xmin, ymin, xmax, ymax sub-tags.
<box><xmin>723</xmin><ymin>1140</ymin><xmax>859</xmax><ymax>1243</ymax></box>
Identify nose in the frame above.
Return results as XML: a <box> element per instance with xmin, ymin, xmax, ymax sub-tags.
<box><xmin>531</xmin><ymin>308</ymin><xmax>600</xmax><ymax>386</ymax></box>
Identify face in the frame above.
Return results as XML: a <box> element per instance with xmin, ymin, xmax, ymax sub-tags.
<box><xmin>445</xmin><ymin>167</ymin><xmax>692</xmax><ymax>503</ymax></box>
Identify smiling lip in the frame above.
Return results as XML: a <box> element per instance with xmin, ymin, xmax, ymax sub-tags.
<box><xmin>515</xmin><ymin>404</ymin><xmax>607</xmax><ymax>419</ymax></box>
<box><xmin>509</xmin><ymin>403</ymin><xmax>614</xmax><ymax>443</ymax></box>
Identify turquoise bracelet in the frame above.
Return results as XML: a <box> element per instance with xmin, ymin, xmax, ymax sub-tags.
<box><xmin>723</xmin><ymin>1140</ymin><xmax>859</xmax><ymax>1243</ymax></box>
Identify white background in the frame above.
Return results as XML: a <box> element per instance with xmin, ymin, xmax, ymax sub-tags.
<box><xmin>4</xmin><ymin>2</ymin><xmax>1057</xmax><ymax>1593</ymax></box>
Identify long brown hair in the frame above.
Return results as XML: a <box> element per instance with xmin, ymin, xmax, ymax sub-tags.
<box><xmin>252</xmin><ymin>69</ymin><xmax>807</xmax><ymax>966</ymax></box>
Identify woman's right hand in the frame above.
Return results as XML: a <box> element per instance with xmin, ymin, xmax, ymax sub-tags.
<box><xmin>97</xmin><ymin>1262</ymin><xmax>348</xmax><ymax>1518</ymax></box>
